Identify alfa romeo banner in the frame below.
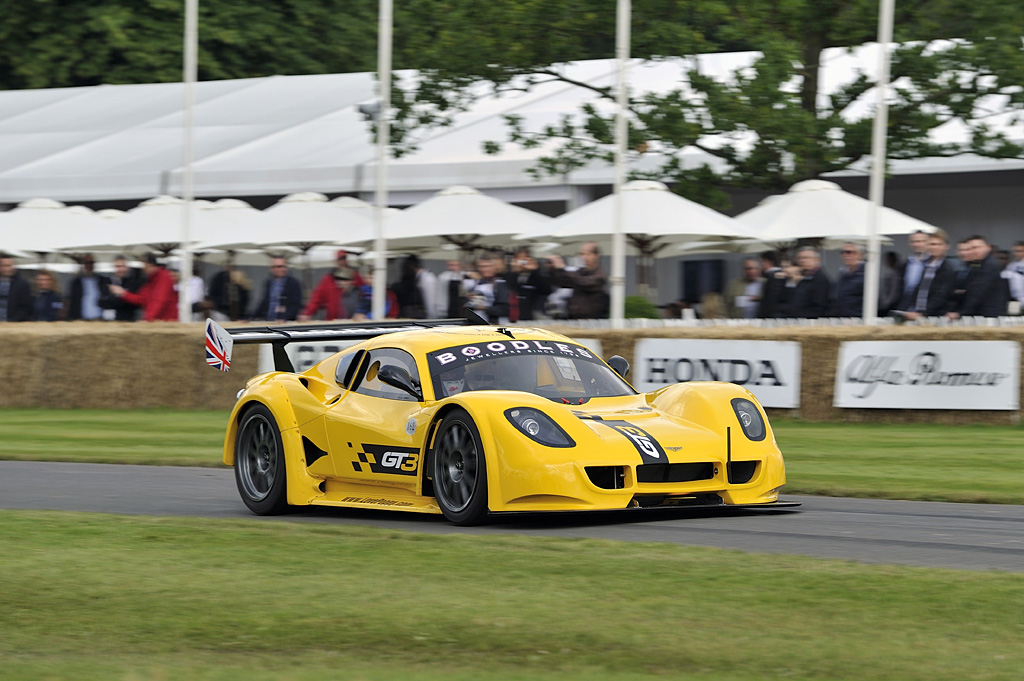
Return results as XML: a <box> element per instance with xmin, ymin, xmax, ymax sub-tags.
<box><xmin>834</xmin><ymin>341</ymin><xmax>1020</xmax><ymax>410</ymax></box>
<box><xmin>632</xmin><ymin>338</ymin><xmax>802</xmax><ymax>408</ymax></box>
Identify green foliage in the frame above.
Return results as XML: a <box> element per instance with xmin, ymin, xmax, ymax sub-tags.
<box><xmin>624</xmin><ymin>294</ymin><xmax>660</xmax><ymax>318</ymax></box>
<box><xmin>388</xmin><ymin>0</ymin><xmax>1024</xmax><ymax>204</ymax></box>
<box><xmin>5</xmin><ymin>2</ymin><xmax>1019</xmax><ymax>205</ymax></box>
<box><xmin>0</xmin><ymin>0</ymin><xmax>378</xmax><ymax>89</ymax></box>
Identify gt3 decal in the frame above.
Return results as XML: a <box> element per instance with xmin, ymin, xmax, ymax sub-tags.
<box><xmin>598</xmin><ymin>420</ymin><xmax>666</xmax><ymax>464</ymax></box>
<box><xmin>352</xmin><ymin>444</ymin><xmax>420</xmax><ymax>475</ymax></box>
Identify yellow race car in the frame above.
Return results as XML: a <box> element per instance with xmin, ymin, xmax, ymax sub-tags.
<box><xmin>206</xmin><ymin>314</ymin><xmax>796</xmax><ymax>525</ymax></box>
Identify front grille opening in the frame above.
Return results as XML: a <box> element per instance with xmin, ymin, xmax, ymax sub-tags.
<box><xmin>727</xmin><ymin>461</ymin><xmax>758</xmax><ymax>484</ymax></box>
<box><xmin>637</xmin><ymin>462</ymin><xmax>715</xmax><ymax>483</ymax></box>
<box><xmin>632</xmin><ymin>493</ymin><xmax>723</xmax><ymax>508</ymax></box>
<box><xmin>585</xmin><ymin>466</ymin><xmax>626</xmax><ymax>490</ymax></box>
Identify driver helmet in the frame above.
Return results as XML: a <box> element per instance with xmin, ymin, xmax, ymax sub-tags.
<box><xmin>439</xmin><ymin>365</ymin><xmax>466</xmax><ymax>397</ymax></box>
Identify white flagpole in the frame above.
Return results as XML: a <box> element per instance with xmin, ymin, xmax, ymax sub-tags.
<box><xmin>179</xmin><ymin>0</ymin><xmax>198</xmax><ymax>323</ymax></box>
<box><xmin>611</xmin><ymin>0</ymin><xmax>631</xmax><ymax>329</ymax></box>
<box><xmin>864</xmin><ymin>0</ymin><xmax>895</xmax><ymax>325</ymax></box>
<box><xmin>372</xmin><ymin>0</ymin><xmax>393</xmax><ymax>320</ymax></box>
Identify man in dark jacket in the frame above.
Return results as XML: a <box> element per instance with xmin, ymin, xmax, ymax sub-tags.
<box><xmin>67</xmin><ymin>253</ymin><xmax>110</xmax><ymax>321</ymax></box>
<box><xmin>253</xmin><ymin>255</ymin><xmax>303</xmax><ymax>322</ymax></box>
<box><xmin>952</xmin><ymin>235</ymin><xmax>1009</xmax><ymax>318</ymax></box>
<box><xmin>892</xmin><ymin>230</ymin><xmax>957</xmax><ymax>320</ymax></box>
<box><xmin>834</xmin><ymin>243</ymin><xmax>865</xmax><ymax>317</ymax></box>
<box><xmin>787</xmin><ymin>247</ymin><xmax>832</xmax><ymax>318</ymax></box>
<box><xmin>899</xmin><ymin>230</ymin><xmax>931</xmax><ymax>304</ymax></box>
<box><xmin>102</xmin><ymin>255</ymin><xmax>143</xmax><ymax>321</ymax></box>
<box><xmin>0</xmin><ymin>253</ymin><xmax>34</xmax><ymax>322</ymax></box>
<box><xmin>547</xmin><ymin>242</ymin><xmax>609</xmax><ymax>319</ymax></box>
<box><xmin>757</xmin><ymin>251</ymin><xmax>789</xmax><ymax>318</ymax></box>
<box><xmin>508</xmin><ymin>247</ymin><xmax>551</xmax><ymax>321</ymax></box>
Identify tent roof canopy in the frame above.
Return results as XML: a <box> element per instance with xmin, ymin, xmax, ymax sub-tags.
<box><xmin>1</xmin><ymin>44</ymin><xmax>1020</xmax><ymax>205</ymax></box>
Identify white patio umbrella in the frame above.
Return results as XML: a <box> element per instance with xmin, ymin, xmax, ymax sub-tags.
<box><xmin>0</xmin><ymin>198</ymin><xmax>105</xmax><ymax>257</ymax></box>
<box><xmin>59</xmin><ymin>195</ymin><xmax>213</xmax><ymax>255</ymax></box>
<box><xmin>262</xmin><ymin>192</ymin><xmax>375</xmax><ymax>250</ymax></box>
<box><xmin>735</xmin><ymin>179</ymin><xmax>937</xmax><ymax>242</ymax></box>
<box><xmin>516</xmin><ymin>180</ymin><xmax>759</xmax><ymax>291</ymax></box>
<box><xmin>211</xmin><ymin>192</ymin><xmax>376</xmax><ymax>290</ymax></box>
<box><xmin>373</xmin><ymin>185</ymin><xmax>551</xmax><ymax>254</ymax></box>
<box><xmin>518</xmin><ymin>180</ymin><xmax>757</xmax><ymax>250</ymax></box>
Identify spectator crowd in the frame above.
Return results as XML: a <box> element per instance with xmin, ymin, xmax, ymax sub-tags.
<box><xmin>718</xmin><ymin>231</ymin><xmax>1021</xmax><ymax>322</ymax></box>
<box><xmin>2</xmin><ymin>232</ymin><xmax>1022</xmax><ymax>324</ymax></box>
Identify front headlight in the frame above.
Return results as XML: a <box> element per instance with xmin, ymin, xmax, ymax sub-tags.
<box><xmin>505</xmin><ymin>408</ymin><xmax>575</xmax><ymax>448</ymax></box>
<box><xmin>731</xmin><ymin>398</ymin><xmax>766</xmax><ymax>441</ymax></box>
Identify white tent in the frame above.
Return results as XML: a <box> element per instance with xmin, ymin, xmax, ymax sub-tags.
<box><xmin>735</xmin><ymin>180</ymin><xmax>938</xmax><ymax>243</ymax></box>
<box><xmin>3</xmin><ymin>46</ymin><xmax>1017</xmax><ymax>206</ymax></box>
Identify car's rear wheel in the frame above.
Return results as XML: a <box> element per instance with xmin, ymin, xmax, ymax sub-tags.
<box><xmin>432</xmin><ymin>409</ymin><xmax>488</xmax><ymax>525</ymax></box>
<box><xmin>234</xmin><ymin>404</ymin><xmax>289</xmax><ymax>515</ymax></box>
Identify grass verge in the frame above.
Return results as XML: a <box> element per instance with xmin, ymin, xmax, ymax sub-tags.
<box><xmin>1</xmin><ymin>511</ymin><xmax>1022</xmax><ymax>681</ymax></box>
<box><xmin>1</xmin><ymin>408</ymin><xmax>1022</xmax><ymax>504</ymax></box>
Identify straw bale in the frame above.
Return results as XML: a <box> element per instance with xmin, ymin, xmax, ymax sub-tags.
<box><xmin>0</xmin><ymin>323</ymin><xmax>258</xmax><ymax>410</ymax></box>
<box><xmin>2</xmin><ymin>322</ymin><xmax>1022</xmax><ymax>424</ymax></box>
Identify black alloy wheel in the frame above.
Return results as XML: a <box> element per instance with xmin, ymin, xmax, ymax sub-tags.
<box><xmin>234</xmin><ymin>404</ymin><xmax>289</xmax><ymax>515</ymax></box>
<box><xmin>432</xmin><ymin>409</ymin><xmax>489</xmax><ymax>525</ymax></box>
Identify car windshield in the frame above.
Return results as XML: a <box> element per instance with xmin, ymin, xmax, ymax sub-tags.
<box><xmin>426</xmin><ymin>339</ymin><xmax>634</xmax><ymax>402</ymax></box>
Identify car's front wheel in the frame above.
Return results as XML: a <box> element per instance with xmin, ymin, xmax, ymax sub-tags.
<box><xmin>432</xmin><ymin>409</ymin><xmax>488</xmax><ymax>525</ymax></box>
<box><xmin>234</xmin><ymin>404</ymin><xmax>289</xmax><ymax>515</ymax></box>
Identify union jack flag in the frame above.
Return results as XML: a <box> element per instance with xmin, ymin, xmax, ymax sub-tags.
<box><xmin>205</xmin><ymin>319</ymin><xmax>232</xmax><ymax>371</ymax></box>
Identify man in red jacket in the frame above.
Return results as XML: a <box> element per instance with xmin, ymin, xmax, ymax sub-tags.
<box><xmin>109</xmin><ymin>253</ymin><xmax>178</xmax><ymax>321</ymax></box>
<box><xmin>299</xmin><ymin>250</ymin><xmax>366</xmax><ymax>321</ymax></box>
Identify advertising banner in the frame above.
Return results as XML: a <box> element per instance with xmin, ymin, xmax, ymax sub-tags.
<box><xmin>632</xmin><ymin>339</ymin><xmax>802</xmax><ymax>408</ymax></box>
<box><xmin>834</xmin><ymin>341</ymin><xmax>1020</xmax><ymax>410</ymax></box>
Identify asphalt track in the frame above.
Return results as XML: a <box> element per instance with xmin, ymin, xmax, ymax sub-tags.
<box><xmin>2</xmin><ymin>460</ymin><xmax>1022</xmax><ymax>572</ymax></box>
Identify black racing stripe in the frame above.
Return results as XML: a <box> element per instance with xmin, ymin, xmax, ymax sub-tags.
<box><xmin>597</xmin><ymin>420</ymin><xmax>666</xmax><ymax>465</ymax></box>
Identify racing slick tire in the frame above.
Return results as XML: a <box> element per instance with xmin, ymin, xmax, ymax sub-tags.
<box><xmin>432</xmin><ymin>409</ymin><xmax>489</xmax><ymax>526</ymax></box>
<box><xmin>234</xmin><ymin>404</ymin><xmax>289</xmax><ymax>515</ymax></box>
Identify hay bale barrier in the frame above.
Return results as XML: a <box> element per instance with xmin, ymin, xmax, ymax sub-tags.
<box><xmin>1</xmin><ymin>322</ymin><xmax>1022</xmax><ymax>423</ymax></box>
<box><xmin>0</xmin><ymin>323</ymin><xmax>258</xmax><ymax>410</ymax></box>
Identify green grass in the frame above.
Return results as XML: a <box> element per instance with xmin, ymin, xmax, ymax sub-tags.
<box><xmin>1</xmin><ymin>408</ymin><xmax>1023</xmax><ymax>503</ymax></box>
<box><xmin>0</xmin><ymin>408</ymin><xmax>226</xmax><ymax>466</ymax></box>
<box><xmin>773</xmin><ymin>420</ymin><xmax>1024</xmax><ymax>504</ymax></box>
<box><xmin>1</xmin><ymin>511</ymin><xmax>1022</xmax><ymax>681</ymax></box>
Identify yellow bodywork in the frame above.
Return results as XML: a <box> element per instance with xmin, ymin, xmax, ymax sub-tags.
<box><xmin>222</xmin><ymin>326</ymin><xmax>787</xmax><ymax>516</ymax></box>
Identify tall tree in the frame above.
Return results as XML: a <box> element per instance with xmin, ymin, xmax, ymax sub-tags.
<box><xmin>388</xmin><ymin>0</ymin><xmax>1024</xmax><ymax>208</ymax></box>
<box><xmin>0</xmin><ymin>0</ymin><xmax>378</xmax><ymax>89</ymax></box>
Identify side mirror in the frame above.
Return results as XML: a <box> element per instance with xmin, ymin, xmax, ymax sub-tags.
<box><xmin>377</xmin><ymin>364</ymin><xmax>423</xmax><ymax>400</ymax></box>
<box><xmin>608</xmin><ymin>355</ymin><xmax>630</xmax><ymax>378</ymax></box>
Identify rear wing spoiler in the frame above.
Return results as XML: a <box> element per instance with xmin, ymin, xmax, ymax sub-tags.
<box><xmin>205</xmin><ymin>310</ymin><xmax>488</xmax><ymax>373</ymax></box>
